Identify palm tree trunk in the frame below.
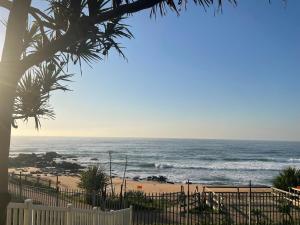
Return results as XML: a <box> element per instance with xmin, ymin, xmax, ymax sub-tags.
<box><xmin>0</xmin><ymin>74</ymin><xmax>15</xmax><ymax>224</ymax></box>
<box><xmin>0</xmin><ymin>0</ymin><xmax>32</xmax><ymax>223</ymax></box>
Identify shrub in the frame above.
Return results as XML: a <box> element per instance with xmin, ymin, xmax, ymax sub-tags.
<box><xmin>78</xmin><ymin>166</ymin><xmax>109</xmax><ymax>193</ymax></box>
<box><xmin>273</xmin><ymin>167</ymin><xmax>300</xmax><ymax>191</ymax></box>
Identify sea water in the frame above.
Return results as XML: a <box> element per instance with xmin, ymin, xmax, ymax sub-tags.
<box><xmin>10</xmin><ymin>136</ymin><xmax>300</xmax><ymax>185</ymax></box>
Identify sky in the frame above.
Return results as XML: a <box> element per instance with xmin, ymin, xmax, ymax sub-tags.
<box><xmin>1</xmin><ymin>0</ymin><xmax>300</xmax><ymax>141</ymax></box>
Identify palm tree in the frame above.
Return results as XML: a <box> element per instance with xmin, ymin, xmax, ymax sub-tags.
<box><xmin>78</xmin><ymin>166</ymin><xmax>109</xmax><ymax>204</ymax></box>
<box><xmin>273</xmin><ymin>167</ymin><xmax>300</xmax><ymax>191</ymax></box>
<box><xmin>79</xmin><ymin>166</ymin><xmax>109</xmax><ymax>193</ymax></box>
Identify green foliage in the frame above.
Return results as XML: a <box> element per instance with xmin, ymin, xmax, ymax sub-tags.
<box><xmin>78</xmin><ymin>166</ymin><xmax>109</xmax><ymax>193</ymax></box>
<box><xmin>13</xmin><ymin>63</ymin><xmax>73</xmax><ymax>129</ymax></box>
<box><xmin>273</xmin><ymin>167</ymin><xmax>300</xmax><ymax>191</ymax></box>
<box><xmin>125</xmin><ymin>190</ymin><xmax>170</xmax><ymax>210</ymax></box>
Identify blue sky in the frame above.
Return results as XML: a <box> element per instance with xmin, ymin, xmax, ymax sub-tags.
<box><xmin>2</xmin><ymin>1</ymin><xmax>300</xmax><ymax>140</ymax></box>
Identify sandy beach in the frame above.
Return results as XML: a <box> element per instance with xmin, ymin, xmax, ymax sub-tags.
<box><xmin>9</xmin><ymin>167</ymin><xmax>271</xmax><ymax>194</ymax></box>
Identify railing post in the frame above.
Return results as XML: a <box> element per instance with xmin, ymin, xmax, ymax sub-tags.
<box><xmin>66</xmin><ymin>203</ymin><xmax>73</xmax><ymax>225</ymax></box>
<box><xmin>56</xmin><ymin>176</ymin><xmax>59</xmax><ymax>206</ymax></box>
<box><xmin>92</xmin><ymin>190</ymin><xmax>96</xmax><ymax>207</ymax></box>
<box><xmin>24</xmin><ymin>199</ymin><xmax>33</xmax><ymax>225</ymax></box>
<box><xmin>129</xmin><ymin>205</ymin><xmax>133</xmax><ymax>225</ymax></box>
<box><xmin>92</xmin><ymin>207</ymin><xmax>98</xmax><ymax>225</ymax></box>
<box><xmin>185</xmin><ymin>181</ymin><xmax>190</xmax><ymax>225</ymax></box>
<box><xmin>56</xmin><ymin>186</ymin><xmax>60</xmax><ymax>207</ymax></box>
<box><xmin>248</xmin><ymin>180</ymin><xmax>252</xmax><ymax>225</ymax></box>
<box><xmin>19</xmin><ymin>172</ymin><xmax>22</xmax><ymax>199</ymax></box>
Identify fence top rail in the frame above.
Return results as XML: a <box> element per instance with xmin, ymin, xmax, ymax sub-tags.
<box><xmin>271</xmin><ymin>187</ymin><xmax>297</xmax><ymax>195</ymax></box>
<box><xmin>205</xmin><ymin>185</ymin><xmax>270</xmax><ymax>188</ymax></box>
<box><xmin>8</xmin><ymin>199</ymin><xmax>132</xmax><ymax>213</ymax></box>
<box><xmin>291</xmin><ymin>187</ymin><xmax>300</xmax><ymax>193</ymax></box>
<box><xmin>7</xmin><ymin>202</ymin><xmax>27</xmax><ymax>209</ymax></box>
<box><xmin>33</xmin><ymin>204</ymin><xmax>69</xmax><ymax>211</ymax></box>
<box><xmin>209</xmin><ymin>191</ymin><xmax>272</xmax><ymax>194</ymax></box>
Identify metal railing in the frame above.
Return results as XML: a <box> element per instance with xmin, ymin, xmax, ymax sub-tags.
<box><xmin>8</xmin><ymin>180</ymin><xmax>300</xmax><ymax>225</ymax></box>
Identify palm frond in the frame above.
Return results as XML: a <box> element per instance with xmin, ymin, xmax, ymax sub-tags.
<box><xmin>12</xmin><ymin>62</ymin><xmax>72</xmax><ymax>129</ymax></box>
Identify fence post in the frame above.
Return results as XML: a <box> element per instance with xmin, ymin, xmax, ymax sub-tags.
<box><xmin>185</xmin><ymin>181</ymin><xmax>190</xmax><ymax>225</ymax></box>
<box><xmin>248</xmin><ymin>180</ymin><xmax>252</xmax><ymax>225</ymax></box>
<box><xmin>92</xmin><ymin>207</ymin><xmax>98</xmax><ymax>225</ymax></box>
<box><xmin>24</xmin><ymin>199</ymin><xmax>33</xmax><ymax>225</ymax></box>
<box><xmin>92</xmin><ymin>190</ymin><xmax>96</xmax><ymax>207</ymax></box>
<box><xmin>66</xmin><ymin>203</ymin><xmax>73</xmax><ymax>225</ymax></box>
<box><xmin>56</xmin><ymin>186</ymin><xmax>60</xmax><ymax>207</ymax></box>
<box><xmin>129</xmin><ymin>205</ymin><xmax>133</xmax><ymax>225</ymax></box>
<box><xmin>19</xmin><ymin>172</ymin><xmax>22</xmax><ymax>199</ymax></box>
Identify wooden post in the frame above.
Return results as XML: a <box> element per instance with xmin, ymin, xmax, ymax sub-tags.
<box><xmin>248</xmin><ymin>180</ymin><xmax>252</xmax><ymax>225</ymax></box>
<box><xmin>186</xmin><ymin>180</ymin><xmax>190</xmax><ymax>225</ymax></box>
<box><xmin>19</xmin><ymin>172</ymin><xmax>22</xmax><ymax>198</ymax></box>
<box><xmin>124</xmin><ymin>180</ymin><xmax>127</xmax><ymax>194</ymax></box>
<box><xmin>66</xmin><ymin>203</ymin><xmax>73</xmax><ymax>225</ymax></box>
<box><xmin>92</xmin><ymin>207</ymin><xmax>98</xmax><ymax>225</ymax></box>
<box><xmin>92</xmin><ymin>190</ymin><xmax>96</xmax><ymax>207</ymax></box>
<box><xmin>24</xmin><ymin>199</ymin><xmax>33</xmax><ymax>225</ymax></box>
<box><xmin>56</xmin><ymin>175</ymin><xmax>59</xmax><ymax>206</ymax></box>
<box><xmin>129</xmin><ymin>205</ymin><xmax>133</xmax><ymax>225</ymax></box>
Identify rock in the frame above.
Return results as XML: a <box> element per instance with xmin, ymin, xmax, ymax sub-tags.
<box><xmin>56</xmin><ymin>161</ymin><xmax>84</xmax><ymax>173</ymax></box>
<box><xmin>133</xmin><ymin>176</ymin><xmax>140</xmax><ymax>181</ymax></box>
<box><xmin>90</xmin><ymin>158</ymin><xmax>98</xmax><ymax>161</ymax></box>
<box><xmin>9</xmin><ymin>153</ymin><xmax>38</xmax><ymax>167</ymax></box>
<box><xmin>44</xmin><ymin>152</ymin><xmax>61</xmax><ymax>161</ymax></box>
<box><xmin>9</xmin><ymin>152</ymin><xmax>83</xmax><ymax>175</ymax></box>
<box><xmin>63</xmin><ymin>154</ymin><xmax>78</xmax><ymax>159</ymax></box>
<box><xmin>146</xmin><ymin>175</ymin><xmax>167</xmax><ymax>183</ymax></box>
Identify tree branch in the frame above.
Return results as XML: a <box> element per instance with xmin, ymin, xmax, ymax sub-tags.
<box><xmin>92</xmin><ymin>0</ymin><xmax>163</xmax><ymax>24</ymax></box>
<box><xmin>0</xmin><ymin>0</ymin><xmax>57</xmax><ymax>29</ymax></box>
<box><xmin>21</xmin><ymin>0</ymin><xmax>164</xmax><ymax>71</ymax></box>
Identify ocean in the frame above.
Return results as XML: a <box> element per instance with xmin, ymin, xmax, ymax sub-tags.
<box><xmin>10</xmin><ymin>136</ymin><xmax>300</xmax><ymax>186</ymax></box>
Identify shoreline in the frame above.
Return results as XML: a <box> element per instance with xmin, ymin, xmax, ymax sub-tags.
<box><xmin>9</xmin><ymin>167</ymin><xmax>271</xmax><ymax>194</ymax></box>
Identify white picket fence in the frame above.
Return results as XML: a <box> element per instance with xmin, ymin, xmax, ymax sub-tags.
<box><xmin>7</xmin><ymin>199</ymin><xmax>132</xmax><ymax>225</ymax></box>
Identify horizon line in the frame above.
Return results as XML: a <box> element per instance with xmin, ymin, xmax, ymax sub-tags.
<box><xmin>11</xmin><ymin>135</ymin><xmax>300</xmax><ymax>143</ymax></box>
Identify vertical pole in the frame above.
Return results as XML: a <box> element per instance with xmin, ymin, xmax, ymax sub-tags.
<box><xmin>56</xmin><ymin>176</ymin><xmax>59</xmax><ymax>207</ymax></box>
<box><xmin>248</xmin><ymin>180</ymin><xmax>252</xmax><ymax>225</ymax></box>
<box><xmin>24</xmin><ymin>199</ymin><xmax>33</xmax><ymax>225</ymax></box>
<box><xmin>120</xmin><ymin>184</ymin><xmax>123</xmax><ymax>204</ymax></box>
<box><xmin>92</xmin><ymin>190</ymin><xmax>96</xmax><ymax>207</ymax></box>
<box><xmin>124</xmin><ymin>180</ymin><xmax>127</xmax><ymax>194</ymax></box>
<box><xmin>129</xmin><ymin>205</ymin><xmax>133</xmax><ymax>225</ymax></box>
<box><xmin>92</xmin><ymin>207</ymin><xmax>98</xmax><ymax>225</ymax></box>
<box><xmin>185</xmin><ymin>181</ymin><xmax>190</xmax><ymax>225</ymax></box>
<box><xmin>19</xmin><ymin>172</ymin><xmax>22</xmax><ymax>199</ymax></box>
<box><xmin>66</xmin><ymin>204</ymin><xmax>73</xmax><ymax>225</ymax></box>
